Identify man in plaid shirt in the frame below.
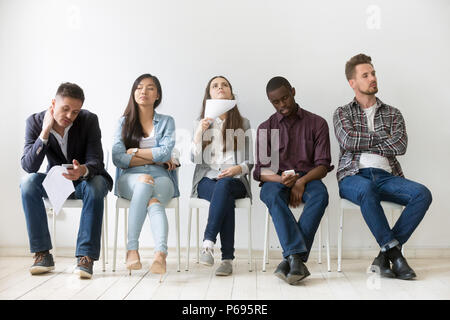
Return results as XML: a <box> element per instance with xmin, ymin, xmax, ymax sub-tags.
<box><xmin>333</xmin><ymin>54</ymin><xmax>432</xmax><ymax>280</ymax></box>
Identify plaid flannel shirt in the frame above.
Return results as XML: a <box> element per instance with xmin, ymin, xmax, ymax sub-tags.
<box><xmin>333</xmin><ymin>97</ymin><xmax>407</xmax><ymax>182</ymax></box>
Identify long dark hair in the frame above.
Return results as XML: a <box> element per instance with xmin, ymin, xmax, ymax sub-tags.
<box><xmin>200</xmin><ymin>76</ymin><xmax>243</xmax><ymax>152</ymax></box>
<box><xmin>122</xmin><ymin>74</ymin><xmax>162</xmax><ymax>149</ymax></box>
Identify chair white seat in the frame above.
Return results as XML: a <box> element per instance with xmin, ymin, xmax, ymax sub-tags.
<box><xmin>186</xmin><ymin>197</ymin><xmax>253</xmax><ymax>271</ymax></box>
<box><xmin>340</xmin><ymin>198</ymin><xmax>403</xmax><ymax>211</ymax></box>
<box><xmin>188</xmin><ymin>197</ymin><xmax>251</xmax><ymax>209</ymax></box>
<box><xmin>262</xmin><ymin>204</ymin><xmax>331</xmax><ymax>272</ymax></box>
<box><xmin>337</xmin><ymin>198</ymin><xmax>404</xmax><ymax>272</ymax></box>
<box><xmin>112</xmin><ymin>197</ymin><xmax>181</xmax><ymax>272</ymax></box>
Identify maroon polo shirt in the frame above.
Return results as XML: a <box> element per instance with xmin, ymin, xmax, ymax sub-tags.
<box><xmin>253</xmin><ymin>105</ymin><xmax>334</xmax><ymax>182</ymax></box>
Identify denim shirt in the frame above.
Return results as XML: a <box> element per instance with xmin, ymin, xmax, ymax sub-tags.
<box><xmin>112</xmin><ymin>113</ymin><xmax>179</xmax><ymax>197</ymax></box>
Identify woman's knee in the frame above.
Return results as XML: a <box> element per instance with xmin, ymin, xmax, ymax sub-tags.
<box><xmin>148</xmin><ymin>198</ymin><xmax>160</xmax><ymax>207</ymax></box>
<box><xmin>153</xmin><ymin>177</ymin><xmax>174</xmax><ymax>204</ymax></box>
<box><xmin>138</xmin><ymin>174</ymin><xmax>154</xmax><ymax>185</ymax></box>
<box><xmin>215</xmin><ymin>177</ymin><xmax>234</xmax><ymax>190</ymax></box>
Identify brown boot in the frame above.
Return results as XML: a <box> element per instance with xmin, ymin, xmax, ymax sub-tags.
<box><xmin>150</xmin><ymin>251</ymin><xmax>167</xmax><ymax>274</ymax></box>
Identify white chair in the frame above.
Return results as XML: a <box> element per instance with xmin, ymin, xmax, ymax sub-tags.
<box><xmin>262</xmin><ymin>205</ymin><xmax>331</xmax><ymax>272</ymax></box>
<box><xmin>112</xmin><ymin>197</ymin><xmax>181</xmax><ymax>272</ymax></box>
<box><xmin>337</xmin><ymin>198</ymin><xmax>403</xmax><ymax>272</ymax></box>
<box><xmin>44</xmin><ymin>198</ymin><xmax>108</xmax><ymax>271</ymax></box>
<box><xmin>185</xmin><ymin>196</ymin><xmax>253</xmax><ymax>272</ymax></box>
<box><xmin>44</xmin><ymin>150</ymin><xmax>110</xmax><ymax>272</ymax></box>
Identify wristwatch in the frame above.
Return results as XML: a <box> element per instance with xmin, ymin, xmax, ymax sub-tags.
<box><xmin>131</xmin><ymin>148</ymin><xmax>138</xmax><ymax>156</ymax></box>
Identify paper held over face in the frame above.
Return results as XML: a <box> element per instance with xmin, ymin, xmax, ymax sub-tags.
<box><xmin>42</xmin><ymin>166</ymin><xmax>75</xmax><ymax>215</ymax></box>
<box><xmin>204</xmin><ymin>99</ymin><xmax>237</xmax><ymax>119</ymax></box>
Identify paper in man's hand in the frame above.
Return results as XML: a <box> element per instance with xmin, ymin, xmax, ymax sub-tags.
<box><xmin>42</xmin><ymin>166</ymin><xmax>75</xmax><ymax>215</ymax></box>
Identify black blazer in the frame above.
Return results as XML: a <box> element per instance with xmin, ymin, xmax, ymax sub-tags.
<box><xmin>21</xmin><ymin>109</ymin><xmax>113</xmax><ymax>191</ymax></box>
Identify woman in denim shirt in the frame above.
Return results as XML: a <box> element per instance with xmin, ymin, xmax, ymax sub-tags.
<box><xmin>112</xmin><ymin>74</ymin><xmax>179</xmax><ymax>275</ymax></box>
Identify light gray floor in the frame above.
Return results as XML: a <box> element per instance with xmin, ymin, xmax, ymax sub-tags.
<box><xmin>1</xmin><ymin>256</ymin><xmax>449</xmax><ymax>300</ymax></box>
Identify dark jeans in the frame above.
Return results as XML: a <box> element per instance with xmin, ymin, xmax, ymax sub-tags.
<box><xmin>259</xmin><ymin>175</ymin><xmax>329</xmax><ymax>262</ymax></box>
<box><xmin>338</xmin><ymin>168</ymin><xmax>432</xmax><ymax>251</ymax></box>
<box><xmin>197</xmin><ymin>177</ymin><xmax>247</xmax><ymax>260</ymax></box>
<box><xmin>20</xmin><ymin>173</ymin><xmax>109</xmax><ymax>260</ymax></box>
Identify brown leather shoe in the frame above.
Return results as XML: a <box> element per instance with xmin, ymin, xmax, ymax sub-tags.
<box><xmin>76</xmin><ymin>256</ymin><xmax>94</xmax><ymax>279</ymax></box>
<box><xmin>30</xmin><ymin>251</ymin><xmax>55</xmax><ymax>275</ymax></box>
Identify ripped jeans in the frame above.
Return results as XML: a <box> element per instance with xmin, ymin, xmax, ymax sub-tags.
<box><xmin>117</xmin><ymin>165</ymin><xmax>174</xmax><ymax>254</ymax></box>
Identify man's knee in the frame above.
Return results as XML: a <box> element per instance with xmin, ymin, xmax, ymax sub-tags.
<box><xmin>356</xmin><ymin>181</ymin><xmax>379</xmax><ymax>202</ymax></box>
<box><xmin>313</xmin><ymin>189</ymin><xmax>329</xmax><ymax>207</ymax></box>
<box><xmin>20</xmin><ymin>173</ymin><xmax>44</xmax><ymax>196</ymax></box>
<box><xmin>415</xmin><ymin>184</ymin><xmax>433</xmax><ymax>207</ymax></box>
<box><xmin>138</xmin><ymin>174</ymin><xmax>154</xmax><ymax>185</ymax></box>
<box><xmin>260</xmin><ymin>182</ymin><xmax>286</xmax><ymax>203</ymax></box>
<box><xmin>84</xmin><ymin>176</ymin><xmax>108</xmax><ymax>199</ymax></box>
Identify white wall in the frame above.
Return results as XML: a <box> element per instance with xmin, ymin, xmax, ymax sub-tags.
<box><xmin>1</xmin><ymin>0</ymin><xmax>449</xmax><ymax>255</ymax></box>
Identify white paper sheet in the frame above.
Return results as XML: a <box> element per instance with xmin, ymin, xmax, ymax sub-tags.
<box><xmin>42</xmin><ymin>166</ymin><xmax>75</xmax><ymax>215</ymax></box>
<box><xmin>204</xmin><ymin>99</ymin><xmax>237</xmax><ymax>119</ymax></box>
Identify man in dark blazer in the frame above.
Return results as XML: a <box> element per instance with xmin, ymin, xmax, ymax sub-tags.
<box><xmin>20</xmin><ymin>82</ymin><xmax>113</xmax><ymax>279</ymax></box>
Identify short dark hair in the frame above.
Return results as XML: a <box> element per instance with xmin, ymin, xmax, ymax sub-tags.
<box><xmin>345</xmin><ymin>54</ymin><xmax>373</xmax><ymax>80</ymax></box>
<box><xmin>56</xmin><ymin>82</ymin><xmax>85</xmax><ymax>104</ymax></box>
<box><xmin>266</xmin><ymin>76</ymin><xmax>292</xmax><ymax>95</ymax></box>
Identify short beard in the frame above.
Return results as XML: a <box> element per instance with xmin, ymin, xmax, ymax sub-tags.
<box><xmin>359</xmin><ymin>87</ymin><xmax>378</xmax><ymax>96</ymax></box>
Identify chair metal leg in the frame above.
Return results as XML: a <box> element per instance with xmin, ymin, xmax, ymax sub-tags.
<box><xmin>196</xmin><ymin>208</ymin><xmax>199</xmax><ymax>264</ymax></box>
<box><xmin>185</xmin><ymin>208</ymin><xmax>192</xmax><ymax>271</ymax></box>
<box><xmin>338</xmin><ymin>208</ymin><xmax>344</xmax><ymax>272</ymax></box>
<box><xmin>318</xmin><ymin>219</ymin><xmax>322</xmax><ymax>264</ymax></box>
<box><xmin>262</xmin><ymin>209</ymin><xmax>270</xmax><ymax>272</ymax></box>
<box><xmin>326</xmin><ymin>210</ymin><xmax>331</xmax><ymax>272</ymax></box>
<box><xmin>112</xmin><ymin>206</ymin><xmax>119</xmax><ymax>272</ymax></box>
<box><xmin>52</xmin><ymin>209</ymin><xmax>56</xmax><ymax>257</ymax></box>
<box><xmin>124</xmin><ymin>209</ymin><xmax>127</xmax><ymax>263</ymax></box>
<box><xmin>248</xmin><ymin>207</ymin><xmax>252</xmax><ymax>272</ymax></box>
<box><xmin>101</xmin><ymin>215</ymin><xmax>106</xmax><ymax>272</ymax></box>
<box><xmin>175</xmin><ymin>203</ymin><xmax>180</xmax><ymax>272</ymax></box>
<box><xmin>104</xmin><ymin>197</ymin><xmax>108</xmax><ymax>264</ymax></box>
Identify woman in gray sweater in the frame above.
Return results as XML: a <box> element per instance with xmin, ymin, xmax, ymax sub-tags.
<box><xmin>190</xmin><ymin>75</ymin><xmax>253</xmax><ymax>276</ymax></box>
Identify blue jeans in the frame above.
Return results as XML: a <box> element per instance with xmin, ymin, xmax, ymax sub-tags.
<box><xmin>117</xmin><ymin>165</ymin><xmax>174</xmax><ymax>253</ymax></box>
<box><xmin>259</xmin><ymin>175</ymin><xmax>329</xmax><ymax>262</ymax></box>
<box><xmin>197</xmin><ymin>177</ymin><xmax>247</xmax><ymax>260</ymax></box>
<box><xmin>20</xmin><ymin>173</ymin><xmax>109</xmax><ymax>260</ymax></box>
<box><xmin>338</xmin><ymin>168</ymin><xmax>432</xmax><ymax>251</ymax></box>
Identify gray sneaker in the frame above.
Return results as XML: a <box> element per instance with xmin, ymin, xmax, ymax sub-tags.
<box><xmin>215</xmin><ymin>260</ymin><xmax>233</xmax><ymax>276</ymax></box>
<box><xmin>30</xmin><ymin>251</ymin><xmax>55</xmax><ymax>275</ymax></box>
<box><xmin>199</xmin><ymin>247</ymin><xmax>214</xmax><ymax>266</ymax></box>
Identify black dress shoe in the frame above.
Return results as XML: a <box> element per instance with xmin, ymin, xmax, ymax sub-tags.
<box><xmin>370</xmin><ymin>252</ymin><xmax>396</xmax><ymax>278</ymax></box>
<box><xmin>286</xmin><ymin>254</ymin><xmax>310</xmax><ymax>285</ymax></box>
<box><xmin>274</xmin><ymin>259</ymin><xmax>290</xmax><ymax>281</ymax></box>
<box><xmin>391</xmin><ymin>256</ymin><xmax>416</xmax><ymax>280</ymax></box>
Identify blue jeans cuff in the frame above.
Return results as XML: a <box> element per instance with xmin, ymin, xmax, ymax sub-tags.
<box><xmin>282</xmin><ymin>248</ymin><xmax>308</xmax><ymax>259</ymax></box>
<box><xmin>380</xmin><ymin>239</ymin><xmax>400</xmax><ymax>252</ymax></box>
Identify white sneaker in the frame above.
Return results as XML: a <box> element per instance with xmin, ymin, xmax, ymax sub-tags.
<box><xmin>200</xmin><ymin>247</ymin><xmax>214</xmax><ymax>266</ymax></box>
<box><xmin>215</xmin><ymin>260</ymin><xmax>233</xmax><ymax>276</ymax></box>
